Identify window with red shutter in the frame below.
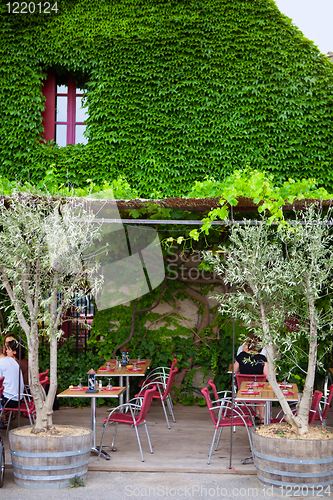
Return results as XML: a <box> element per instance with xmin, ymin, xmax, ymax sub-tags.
<box><xmin>42</xmin><ymin>70</ymin><xmax>88</xmax><ymax>146</ymax></box>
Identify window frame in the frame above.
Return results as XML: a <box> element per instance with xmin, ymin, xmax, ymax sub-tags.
<box><xmin>41</xmin><ymin>70</ymin><xmax>87</xmax><ymax>146</ymax></box>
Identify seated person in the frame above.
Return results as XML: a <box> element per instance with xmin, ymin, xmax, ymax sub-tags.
<box><xmin>0</xmin><ymin>342</ymin><xmax>24</xmax><ymax>428</ymax></box>
<box><xmin>6</xmin><ymin>339</ymin><xmax>29</xmax><ymax>386</ymax></box>
<box><xmin>3</xmin><ymin>332</ymin><xmax>17</xmax><ymax>352</ymax></box>
<box><xmin>234</xmin><ymin>335</ymin><xmax>268</xmax><ymax>425</ymax></box>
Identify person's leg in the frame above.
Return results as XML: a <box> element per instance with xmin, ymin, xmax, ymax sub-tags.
<box><xmin>257</xmin><ymin>403</ymin><xmax>265</xmax><ymax>424</ymax></box>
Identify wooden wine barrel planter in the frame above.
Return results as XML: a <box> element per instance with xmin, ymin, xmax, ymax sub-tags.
<box><xmin>9</xmin><ymin>426</ymin><xmax>92</xmax><ymax>489</ymax></box>
<box><xmin>252</xmin><ymin>427</ymin><xmax>333</xmax><ymax>496</ymax></box>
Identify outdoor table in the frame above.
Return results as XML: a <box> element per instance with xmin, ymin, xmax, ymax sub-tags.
<box><xmin>96</xmin><ymin>359</ymin><xmax>151</xmax><ymax>405</ymax></box>
<box><xmin>58</xmin><ymin>386</ymin><xmax>125</xmax><ymax>459</ymax></box>
<box><xmin>235</xmin><ymin>381</ymin><xmax>299</xmax><ymax>425</ymax></box>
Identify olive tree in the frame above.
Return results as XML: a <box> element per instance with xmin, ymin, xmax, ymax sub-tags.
<box><xmin>0</xmin><ymin>191</ymin><xmax>104</xmax><ymax>433</ymax></box>
<box><xmin>206</xmin><ymin>205</ymin><xmax>333</xmax><ymax>435</ymax></box>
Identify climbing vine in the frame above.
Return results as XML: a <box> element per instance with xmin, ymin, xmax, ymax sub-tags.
<box><xmin>1</xmin><ymin>0</ymin><xmax>333</xmax><ymax>196</ymax></box>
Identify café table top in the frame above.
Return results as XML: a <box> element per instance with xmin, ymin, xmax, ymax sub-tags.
<box><xmin>58</xmin><ymin>386</ymin><xmax>126</xmax><ymax>398</ymax></box>
<box><xmin>236</xmin><ymin>381</ymin><xmax>299</xmax><ymax>402</ymax></box>
<box><xmin>96</xmin><ymin>359</ymin><xmax>151</xmax><ymax>377</ymax></box>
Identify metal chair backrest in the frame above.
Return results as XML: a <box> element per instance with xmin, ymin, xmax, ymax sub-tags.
<box><xmin>319</xmin><ymin>385</ymin><xmax>333</xmax><ymax>422</ymax></box>
<box><xmin>235</xmin><ymin>373</ymin><xmax>266</xmax><ymax>390</ymax></box>
<box><xmin>170</xmin><ymin>358</ymin><xmax>177</xmax><ymax>371</ymax></box>
<box><xmin>208</xmin><ymin>379</ymin><xmax>219</xmax><ymax>401</ymax></box>
<box><xmin>39</xmin><ymin>369</ymin><xmax>49</xmax><ymax>381</ymax></box>
<box><xmin>139</xmin><ymin>359</ymin><xmax>177</xmax><ymax>389</ymax></box>
<box><xmin>201</xmin><ymin>387</ymin><xmax>218</xmax><ymax>425</ymax></box>
<box><xmin>39</xmin><ymin>376</ymin><xmax>49</xmax><ymax>389</ymax></box>
<box><xmin>208</xmin><ymin>379</ymin><xmax>233</xmax><ymax>413</ymax></box>
<box><xmin>136</xmin><ymin>385</ymin><xmax>156</xmax><ymax>426</ymax></box>
<box><xmin>309</xmin><ymin>390</ymin><xmax>323</xmax><ymax>424</ymax></box>
<box><xmin>160</xmin><ymin>366</ymin><xmax>178</xmax><ymax>401</ymax></box>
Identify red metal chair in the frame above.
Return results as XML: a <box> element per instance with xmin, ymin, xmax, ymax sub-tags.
<box><xmin>0</xmin><ymin>377</ymin><xmax>4</xmax><ymax>405</ymax></box>
<box><xmin>0</xmin><ymin>393</ymin><xmax>36</xmax><ymax>435</ymax></box>
<box><xmin>201</xmin><ymin>387</ymin><xmax>253</xmax><ymax>465</ymax></box>
<box><xmin>208</xmin><ymin>379</ymin><xmax>255</xmax><ymax>420</ymax></box>
<box><xmin>98</xmin><ymin>385</ymin><xmax>156</xmax><ymax>462</ymax></box>
<box><xmin>235</xmin><ymin>373</ymin><xmax>266</xmax><ymax>389</ymax></box>
<box><xmin>271</xmin><ymin>389</ymin><xmax>323</xmax><ymax>424</ymax></box>
<box><xmin>25</xmin><ymin>370</ymin><xmax>50</xmax><ymax>394</ymax></box>
<box><xmin>309</xmin><ymin>390</ymin><xmax>324</xmax><ymax>424</ymax></box>
<box><xmin>136</xmin><ymin>366</ymin><xmax>178</xmax><ymax>429</ymax></box>
<box><xmin>314</xmin><ymin>385</ymin><xmax>333</xmax><ymax>426</ymax></box>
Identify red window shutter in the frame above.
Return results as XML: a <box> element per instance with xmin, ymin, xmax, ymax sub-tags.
<box><xmin>41</xmin><ymin>69</ymin><xmax>56</xmax><ymax>142</ymax></box>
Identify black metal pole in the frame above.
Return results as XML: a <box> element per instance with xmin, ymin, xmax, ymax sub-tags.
<box><xmin>18</xmin><ymin>327</ymin><xmax>21</xmax><ymax>429</ymax></box>
<box><xmin>228</xmin><ymin>206</ymin><xmax>235</xmax><ymax>469</ymax></box>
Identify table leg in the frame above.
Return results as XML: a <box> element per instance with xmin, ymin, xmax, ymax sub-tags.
<box><xmin>90</xmin><ymin>396</ymin><xmax>111</xmax><ymax>460</ymax></box>
<box><xmin>119</xmin><ymin>376</ymin><xmax>124</xmax><ymax>405</ymax></box>
<box><xmin>126</xmin><ymin>376</ymin><xmax>130</xmax><ymax>402</ymax></box>
<box><xmin>264</xmin><ymin>401</ymin><xmax>272</xmax><ymax>425</ymax></box>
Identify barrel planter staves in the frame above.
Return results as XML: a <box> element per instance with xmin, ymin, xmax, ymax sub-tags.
<box><xmin>9</xmin><ymin>425</ymin><xmax>92</xmax><ymax>488</ymax></box>
<box><xmin>252</xmin><ymin>427</ymin><xmax>333</xmax><ymax>497</ymax></box>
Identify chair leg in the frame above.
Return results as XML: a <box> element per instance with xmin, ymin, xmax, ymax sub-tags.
<box><xmin>6</xmin><ymin>411</ymin><xmax>13</xmax><ymax>436</ymax></box>
<box><xmin>161</xmin><ymin>399</ymin><xmax>171</xmax><ymax>429</ymax></box>
<box><xmin>111</xmin><ymin>422</ymin><xmax>118</xmax><ymax>450</ymax></box>
<box><xmin>27</xmin><ymin>410</ymin><xmax>33</xmax><ymax>425</ymax></box>
<box><xmin>166</xmin><ymin>395</ymin><xmax>176</xmax><ymax>423</ymax></box>
<box><xmin>167</xmin><ymin>397</ymin><xmax>174</xmax><ymax>417</ymax></box>
<box><xmin>143</xmin><ymin>421</ymin><xmax>153</xmax><ymax>454</ymax></box>
<box><xmin>208</xmin><ymin>427</ymin><xmax>219</xmax><ymax>465</ymax></box>
<box><xmin>98</xmin><ymin>420</ymin><xmax>116</xmax><ymax>460</ymax></box>
<box><xmin>214</xmin><ymin>427</ymin><xmax>223</xmax><ymax>451</ymax></box>
<box><xmin>134</xmin><ymin>425</ymin><xmax>145</xmax><ymax>462</ymax></box>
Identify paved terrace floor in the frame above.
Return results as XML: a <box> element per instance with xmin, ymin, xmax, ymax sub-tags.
<box><xmin>2</xmin><ymin>400</ymin><xmax>332</xmax><ymax>475</ymax></box>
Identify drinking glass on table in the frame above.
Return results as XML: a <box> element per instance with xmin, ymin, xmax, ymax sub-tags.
<box><xmin>106</xmin><ymin>378</ymin><xmax>113</xmax><ymax>390</ymax></box>
<box><xmin>137</xmin><ymin>356</ymin><xmax>141</xmax><ymax>363</ymax></box>
<box><xmin>78</xmin><ymin>378</ymin><xmax>83</xmax><ymax>389</ymax></box>
<box><xmin>106</xmin><ymin>362</ymin><xmax>111</xmax><ymax>371</ymax></box>
<box><xmin>133</xmin><ymin>362</ymin><xmax>137</xmax><ymax>370</ymax></box>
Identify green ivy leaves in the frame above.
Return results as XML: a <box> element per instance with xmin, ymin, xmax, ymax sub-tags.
<box><xmin>0</xmin><ymin>0</ymin><xmax>333</xmax><ymax>195</ymax></box>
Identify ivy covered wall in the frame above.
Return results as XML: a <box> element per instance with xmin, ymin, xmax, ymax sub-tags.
<box><xmin>1</xmin><ymin>0</ymin><xmax>333</xmax><ymax>196</ymax></box>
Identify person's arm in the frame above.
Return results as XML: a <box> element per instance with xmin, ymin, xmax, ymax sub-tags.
<box><xmin>263</xmin><ymin>362</ymin><xmax>269</xmax><ymax>378</ymax></box>
<box><xmin>236</xmin><ymin>345</ymin><xmax>244</xmax><ymax>356</ymax></box>
<box><xmin>234</xmin><ymin>360</ymin><xmax>240</xmax><ymax>373</ymax></box>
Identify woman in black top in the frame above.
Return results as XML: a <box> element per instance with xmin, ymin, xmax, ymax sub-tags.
<box><xmin>235</xmin><ymin>349</ymin><xmax>268</xmax><ymax>375</ymax></box>
<box><xmin>234</xmin><ymin>338</ymin><xmax>268</xmax><ymax>424</ymax></box>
